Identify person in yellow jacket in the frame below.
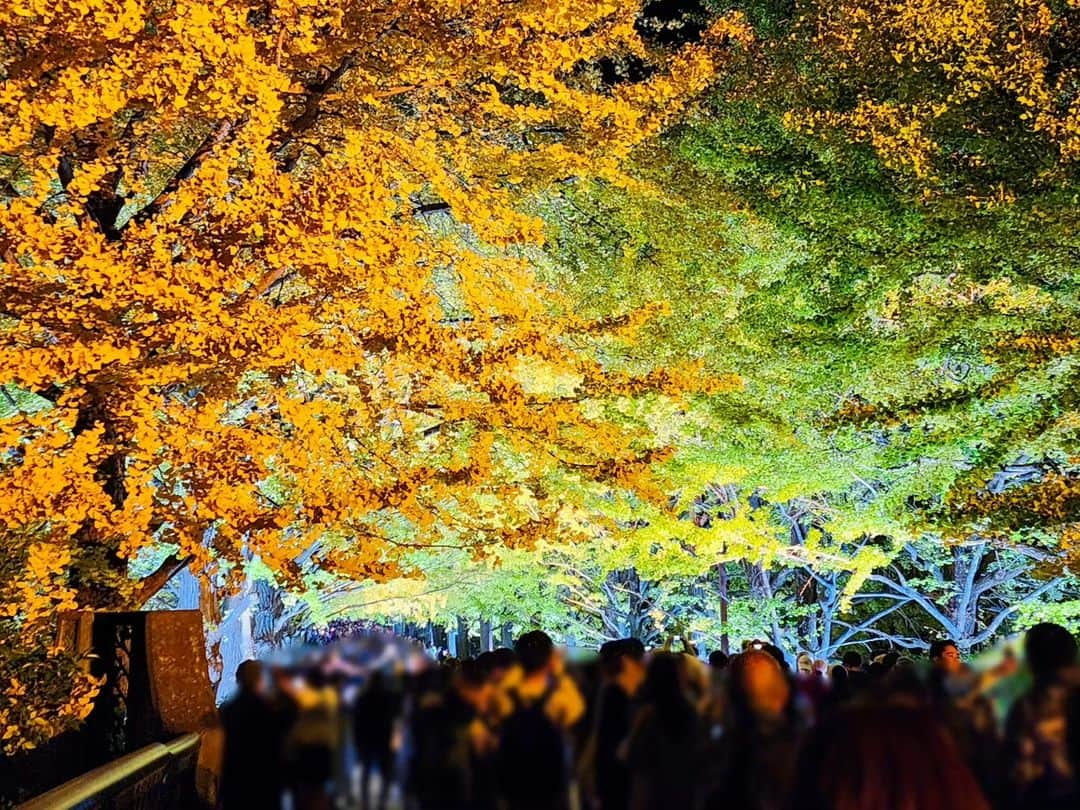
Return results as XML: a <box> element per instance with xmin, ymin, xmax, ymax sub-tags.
<box><xmin>493</xmin><ymin>631</ymin><xmax>586</xmax><ymax>810</ymax></box>
<box><xmin>494</xmin><ymin>638</ymin><xmax>586</xmax><ymax>731</ymax></box>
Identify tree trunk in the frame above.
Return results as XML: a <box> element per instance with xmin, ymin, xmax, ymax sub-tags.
<box><xmin>717</xmin><ymin>563</ymin><xmax>729</xmax><ymax>655</ymax></box>
<box><xmin>175</xmin><ymin>566</ymin><xmax>200</xmax><ymax>610</ymax></box>
<box><xmin>71</xmin><ymin>390</ymin><xmax>129</xmax><ymax>607</ymax></box>
<box><xmin>213</xmin><ymin>573</ymin><xmax>256</xmax><ymax>703</ymax></box>
<box><xmin>456</xmin><ymin>616</ymin><xmax>470</xmax><ymax>658</ymax></box>
<box><xmin>200</xmin><ymin>575</ymin><xmax>224</xmax><ymax>694</ymax></box>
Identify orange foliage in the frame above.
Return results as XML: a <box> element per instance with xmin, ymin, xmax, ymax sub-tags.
<box><xmin>951</xmin><ymin>472</ymin><xmax>1080</xmax><ymax>572</ymax></box>
<box><xmin>0</xmin><ymin>1</ymin><xmax>750</xmax><ymax>623</ymax></box>
<box><xmin>784</xmin><ymin>0</ymin><xmax>1080</xmax><ymax>184</ymax></box>
<box><xmin>957</xmin><ymin>471</ymin><xmax>1080</xmax><ymax>526</ymax></box>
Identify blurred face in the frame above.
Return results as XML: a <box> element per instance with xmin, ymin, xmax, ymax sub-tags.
<box><xmin>743</xmin><ymin>655</ymin><xmax>790</xmax><ymax>718</ymax></box>
<box><xmin>552</xmin><ymin>648</ymin><xmax>566</xmax><ymax>674</ymax></box>
<box><xmin>620</xmin><ymin>656</ymin><xmax>647</xmax><ymax>695</ymax></box>
<box><xmin>239</xmin><ymin>664</ymin><xmax>266</xmax><ymax>695</ymax></box>
<box><xmin>459</xmin><ymin>680</ymin><xmax>494</xmax><ymax>712</ymax></box>
<box><xmin>797</xmin><ymin>656</ymin><xmax>814</xmax><ymax>675</ymax></box>
<box><xmin>933</xmin><ymin>644</ymin><xmax>963</xmax><ymax>674</ymax></box>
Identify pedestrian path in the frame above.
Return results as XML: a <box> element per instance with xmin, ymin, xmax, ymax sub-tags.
<box><xmin>337</xmin><ymin>771</ymin><xmax>402</xmax><ymax>810</ymax></box>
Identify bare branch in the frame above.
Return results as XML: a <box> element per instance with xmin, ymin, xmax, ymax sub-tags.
<box><xmin>830</xmin><ymin>598</ymin><xmax>914</xmax><ymax>650</ymax></box>
<box><xmin>968</xmin><ymin>577</ymin><xmax>1063</xmax><ymax>647</ymax></box>
<box><xmin>867</xmin><ymin>573</ymin><xmax>958</xmax><ymax>636</ymax></box>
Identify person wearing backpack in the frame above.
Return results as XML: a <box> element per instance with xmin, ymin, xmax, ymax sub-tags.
<box><xmin>496</xmin><ymin>631</ymin><xmax>585</xmax><ymax>810</ymax></box>
<box><xmin>408</xmin><ymin>659</ymin><xmax>498</xmax><ymax>810</ymax></box>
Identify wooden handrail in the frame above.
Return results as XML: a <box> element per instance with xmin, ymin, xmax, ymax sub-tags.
<box><xmin>17</xmin><ymin>733</ymin><xmax>200</xmax><ymax>810</ymax></box>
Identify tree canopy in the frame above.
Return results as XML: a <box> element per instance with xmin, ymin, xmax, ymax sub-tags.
<box><xmin>1</xmin><ymin>0</ymin><xmax>753</xmax><ymax>749</ymax></box>
<box><xmin>341</xmin><ymin>0</ymin><xmax>1079</xmax><ymax>652</ymax></box>
<box><xmin>2</xmin><ymin>0</ymin><xmax>1078</xmax><ymax>753</ymax></box>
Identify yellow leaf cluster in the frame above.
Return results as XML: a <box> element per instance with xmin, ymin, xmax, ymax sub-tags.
<box><xmin>787</xmin><ymin>0</ymin><xmax>1080</xmax><ymax>181</ymax></box>
<box><xmin>0</xmin><ymin>0</ymin><xmax>747</xmax><ymax>698</ymax></box>
<box><xmin>0</xmin><ymin>0</ymin><xmax>754</xmax><ymax>750</ymax></box>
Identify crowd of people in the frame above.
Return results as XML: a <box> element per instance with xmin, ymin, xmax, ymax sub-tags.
<box><xmin>218</xmin><ymin>623</ymin><xmax>1080</xmax><ymax>810</ymax></box>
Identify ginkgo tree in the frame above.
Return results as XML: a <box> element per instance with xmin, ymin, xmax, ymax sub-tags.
<box><xmin>329</xmin><ymin>1</ymin><xmax>1080</xmax><ymax>664</ymax></box>
<box><xmin>5</xmin><ymin>0</ymin><xmax>1079</xmax><ymax>758</ymax></box>
<box><xmin>762</xmin><ymin>0</ymin><xmax>1080</xmax><ymax>191</ymax></box>
<box><xmin>0</xmin><ymin>0</ymin><xmax>752</xmax><ymax>750</ymax></box>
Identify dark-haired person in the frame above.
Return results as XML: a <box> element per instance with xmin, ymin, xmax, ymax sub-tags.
<box><xmin>703</xmin><ymin>649</ymin><xmax>732</xmax><ymax>731</ymax></box>
<box><xmin>841</xmin><ymin>650</ymin><xmax>869</xmax><ymax>695</ymax></box>
<box><xmin>220</xmin><ymin>660</ymin><xmax>291</xmax><ymax>809</ymax></box>
<box><xmin>472</xmin><ymin>645</ymin><xmax>518</xmax><ymax>806</ymax></box>
<box><xmin>409</xmin><ymin>659</ymin><xmax>497</xmax><ymax>810</ymax></box>
<box><xmin>829</xmin><ymin>663</ymin><xmax>848</xmax><ymax>689</ymax></box>
<box><xmin>708</xmin><ymin>650</ymin><xmax>730</xmax><ymax>671</ymax></box>
<box><xmin>483</xmin><ymin>647</ymin><xmax>517</xmax><ymax>726</ymax></box>
<box><xmin>930</xmin><ymin>639</ymin><xmax>963</xmax><ymax>675</ymax></box>
<box><xmin>1004</xmin><ymin>622</ymin><xmax>1080</xmax><ymax>809</ymax></box>
<box><xmin>496</xmin><ymin>631</ymin><xmax>585</xmax><ymax>810</ymax></box>
<box><xmin>701</xmin><ymin>649</ymin><xmax>800</xmax><ymax>810</ymax></box>
<box><xmin>353</xmin><ymin>670</ymin><xmax>399</xmax><ymax>810</ymax></box>
<box><xmin>841</xmin><ymin>650</ymin><xmax>863</xmax><ymax>672</ymax></box>
<box><xmin>926</xmin><ymin>639</ymin><xmax>1002</xmax><ymax>802</ymax></box>
<box><xmin>819</xmin><ymin>663</ymin><xmax>852</xmax><ymax>713</ymax></box>
<box><xmin>592</xmin><ymin>639</ymin><xmax>647</xmax><ymax>810</ymax></box>
<box><xmin>623</xmin><ymin>652</ymin><xmax>706</xmax><ymax>810</ymax></box>
<box><xmin>485</xmin><ymin>647</ymin><xmax>517</xmax><ymax>688</ymax></box>
<box><xmin>788</xmin><ymin>703</ymin><xmax>991</xmax><ymax>810</ymax></box>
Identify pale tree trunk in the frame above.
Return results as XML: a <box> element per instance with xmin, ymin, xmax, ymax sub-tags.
<box><xmin>252</xmin><ymin>579</ymin><xmax>277</xmax><ymax>653</ymax></box>
<box><xmin>213</xmin><ymin>573</ymin><xmax>256</xmax><ymax>703</ymax></box>
<box><xmin>175</xmin><ymin>566</ymin><xmax>200</xmax><ymax>610</ymax></box>
<box><xmin>747</xmin><ymin>563</ymin><xmax>790</xmax><ymax>659</ymax></box>
<box><xmin>200</xmin><ymin>575</ymin><xmax>224</xmax><ymax>695</ymax></box>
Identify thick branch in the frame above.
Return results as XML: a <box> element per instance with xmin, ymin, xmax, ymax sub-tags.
<box><xmin>967</xmin><ymin>578</ymin><xmax>1063</xmax><ymax>647</ymax></box>
<box><xmin>830</xmin><ymin>598</ymin><xmax>914</xmax><ymax>650</ymax></box>
<box><xmin>274</xmin><ymin>53</ymin><xmax>357</xmax><ymax>171</ymax></box>
<box><xmin>954</xmin><ymin>541</ymin><xmax>987</xmax><ymax>633</ymax></box>
<box><xmin>832</xmin><ymin>623</ymin><xmax>929</xmax><ymax>651</ymax></box>
<box><xmin>130</xmin><ymin>119</ymin><xmax>239</xmax><ymax>227</ymax></box>
<box><xmin>134</xmin><ymin>554</ymin><xmax>191</xmax><ymax>607</ymax></box>
<box><xmin>866</xmin><ymin>573</ymin><xmax>959</xmax><ymax>637</ymax></box>
<box><xmin>971</xmin><ymin>563</ymin><xmax>1028</xmax><ymax>599</ymax></box>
